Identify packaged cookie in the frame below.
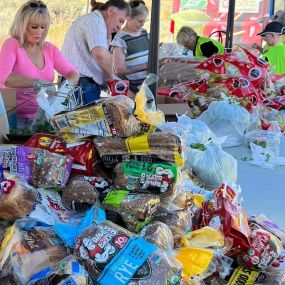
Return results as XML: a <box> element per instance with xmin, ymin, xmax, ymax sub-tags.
<box><xmin>114</xmin><ymin>160</ymin><xmax>179</xmax><ymax>196</ymax></box>
<box><xmin>94</xmin><ymin>131</ymin><xmax>184</xmax><ymax>168</ymax></box>
<box><xmin>15</xmin><ymin>146</ymin><xmax>73</xmax><ymax>188</ymax></box>
<box><xmin>138</xmin><ymin>221</ymin><xmax>174</xmax><ymax>250</ymax></box>
<box><xmin>62</xmin><ymin>175</ymin><xmax>111</xmax><ymax>211</ymax></box>
<box><xmin>102</xmin><ymin>189</ymin><xmax>160</xmax><ymax>232</ymax></box>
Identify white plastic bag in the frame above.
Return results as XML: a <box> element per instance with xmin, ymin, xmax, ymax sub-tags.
<box><xmin>199</xmin><ymin>101</ymin><xmax>250</xmax><ymax>147</ymax></box>
<box><xmin>187</xmin><ymin>143</ymin><xmax>238</xmax><ymax>190</ymax></box>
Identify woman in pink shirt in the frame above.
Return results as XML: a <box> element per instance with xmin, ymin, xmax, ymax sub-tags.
<box><xmin>0</xmin><ymin>0</ymin><xmax>79</xmax><ymax>130</ymax></box>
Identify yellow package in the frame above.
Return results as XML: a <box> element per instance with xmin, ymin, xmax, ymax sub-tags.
<box><xmin>182</xmin><ymin>226</ymin><xmax>224</xmax><ymax>248</ymax></box>
<box><xmin>175</xmin><ymin>247</ymin><xmax>214</xmax><ymax>279</ymax></box>
<box><xmin>134</xmin><ymin>74</ymin><xmax>165</xmax><ymax>126</ymax></box>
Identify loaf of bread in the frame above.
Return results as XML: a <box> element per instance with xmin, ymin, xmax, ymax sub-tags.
<box><xmin>94</xmin><ymin>131</ymin><xmax>184</xmax><ymax>168</ymax></box>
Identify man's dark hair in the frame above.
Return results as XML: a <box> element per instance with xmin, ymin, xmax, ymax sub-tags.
<box><xmin>100</xmin><ymin>0</ymin><xmax>131</xmax><ymax>16</ymax></box>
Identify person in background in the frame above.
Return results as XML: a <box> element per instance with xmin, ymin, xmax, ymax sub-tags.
<box><xmin>176</xmin><ymin>26</ymin><xmax>224</xmax><ymax>58</ymax></box>
<box><xmin>257</xmin><ymin>21</ymin><xmax>285</xmax><ymax>74</ymax></box>
<box><xmin>61</xmin><ymin>0</ymin><xmax>130</xmax><ymax>105</ymax></box>
<box><xmin>0</xmin><ymin>0</ymin><xmax>79</xmax><ymax>131</ymax></box>
<box><xmin>110</xmin><ymin>0</ymin><xmax>149</xmax><ymax>98</ymax></box>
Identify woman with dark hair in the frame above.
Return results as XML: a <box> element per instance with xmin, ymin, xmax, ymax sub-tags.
<box><xmin>90</xmin><ymin>0</ymin><xmax>104</xmax><ymax>11</ymax></box>
<box><xmin>62</xmin><ymin>0</ymin><xmax>131</xmax><ymax>104</ymax></box>
<box><xmin>111</xmin><ymin>1</ymin><xmax>149</xmax><ymax>98</ymax></box>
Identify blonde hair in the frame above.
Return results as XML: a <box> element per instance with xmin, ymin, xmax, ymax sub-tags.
<box><xmin>176</xmin><ymin>26</ymin><xmax>197</xmax><ymax>49</ymax></box>
<box><xmin>129</xmin><ymin>1</ymin><xmax>148</xmax><ymax>18</ymax></box>
<box><xmin>9</xmin><ymin>0</ymin><xmax>50</xmax><ymax>47</ymax></box>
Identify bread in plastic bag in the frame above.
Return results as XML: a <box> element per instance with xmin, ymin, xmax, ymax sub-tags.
<box><xmin>102</xmin><ymin>189</ymin><xmax>160</xmax><ymax>232</ymax></box>
<box><xmin>51</xmin><ymin>95</ymin><xmax>141</xmax><ymax>141</ymax></box>
<box><xmin>138</xmin><ymin>221</ymin><xmax>174</xmax><ymax>250</ymax></box>
<box><xmin>0</xmin><ymin>174</ymin><xmax>37</xmax><ymax>221</ymax></box>
<box><xmin>94</xmin><ymin>131</ymin><xmax>184</xmax><ymax>168</ymax></box>
<box><xmin>199</xmin><ymin>101</ymin><xmax>250</xmax><ymax>147</ymax></box>
<box><xmin>114</xmin><ymin>160</ymin><xmax>179</xmax><ymax>196</ymax></box>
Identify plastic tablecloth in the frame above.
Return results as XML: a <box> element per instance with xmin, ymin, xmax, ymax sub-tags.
<box><xmin>225</xmin><ymin>137</ymin><xmax>285</xmax><ymax>229</ymax></box>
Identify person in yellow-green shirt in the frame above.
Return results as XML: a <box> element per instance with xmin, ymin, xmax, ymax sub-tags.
<box><xmin>257</xmin><ymin>21</ymin><xmax>285</xmax><ymax>74</ymax></box>
<box><xmin>176</xmin><ymin>26</ymin><xmax>224</xmax><ymax>58</ymax></box>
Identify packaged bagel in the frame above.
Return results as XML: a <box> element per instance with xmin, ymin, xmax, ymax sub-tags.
<box><xmin>138</xmin><ymin>221</ymin><xmax>174</xmax><ymax>250</ymax></box>
<box><xmin>114</xmin><ymin>160</ymin><xmax>179</xmax><ymax>196</ymax></box>
<box><xmin>51</xmin><ymin>96</ymin><xmax>141</xmax><ymax>141</ymax></box>
<box><xmin>102</xmin><ymin>189</ymin><xmax>160</xmax><ymax>232</ymax></box>
<box><xmin>94</xmin><ymin>131</ymin><xmax>184</xmax><ymax>168</ymax></box>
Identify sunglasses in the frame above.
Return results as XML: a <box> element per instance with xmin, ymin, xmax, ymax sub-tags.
<box><xmin>130</xmin><ymin>1</ymin><xmax>145</xmax><ymax>8</ymax></box>
<box><xmin>25</xmin><ymin>1</ymin><xmax>47</xmax><ymax>9</ymax></box>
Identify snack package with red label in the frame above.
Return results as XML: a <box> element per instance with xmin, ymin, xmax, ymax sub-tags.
<box><xmin>25</xmin><ymin>134</ymin><xmax>97</xmax><ymax>176</ymax></box>
<box><xmin>195</xmin><ymin>55</ymin><xmax>227</xmax><ymax>78</ymax></box>
<box><xmin>238</xmin><ymin>228</ymin><xmax>282</xmax><ymax>271</ymax></box>
<box><xmin>202</xmin><ymin>188</ymin><xmax>251</xmax><ymax>257</ymax></box>
<box><xmin>15</xmin><ymin>146</ymin><xmax>73</xmax><ymax>188</ymax></box>
<box><xmin>107</xmin><ymin>79</ymin><xmax>129</xmax><ymax>96</ymax></box>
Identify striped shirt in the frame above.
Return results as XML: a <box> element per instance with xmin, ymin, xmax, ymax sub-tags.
<box><xmin>111</xmin><ymin>29</ymin><xmax>149</xmax><ymax>82</ymax></box>
<box><xmin>61</xmin><ymin>11</ymin><xmax>108</xmax><ymax>85</ymax></box>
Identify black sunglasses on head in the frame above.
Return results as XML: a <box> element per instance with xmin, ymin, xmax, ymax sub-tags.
<box><xmin>130</xmin><ymin>0</ymin><xmax>145</xmax><ymax>8</ymax></box>
<box><xmin>25</xmin><ymin>1</ymin><xmax>47</xmax><ymax>9</ymax></box>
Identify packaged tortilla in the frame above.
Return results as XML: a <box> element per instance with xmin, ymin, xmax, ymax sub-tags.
<box><xmin>0</xmin><ymin>174</ymin><xmax>37</xmax><ymax>221</ymax></box>
<box><xmin>102</xmin><ymin>189</ymin><xmax>160</xmax><ymax>232</ymax></box>
<box><xmin>114</xmin><ymin>160</ymin><xmax>179</xmax><ymax>196</ymax></box>
<box><xmin>15</xmin><ymin>146</ymin><xmax>73</xmax><ymax>188</ymax></box>
<box><xmin>138</xmin><ymin>221</ymin><xmax>174</xmax><ymax>250</ymax></box>
<box><xmin>51</xmin><ymin>96</ymin><xmax>141</xmax><ymax>141</ymax></box>
<box><xmin>94</xmin><ymin>131</ymin><xmax>184</xmax><ymax>168</ymax></box>
<box><xmin>25</xmin><ymin>134</ymin><xmax>97</xmax><ymax>176</ymax></box>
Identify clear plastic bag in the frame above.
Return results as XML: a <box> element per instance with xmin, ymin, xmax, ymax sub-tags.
<box><xmin>199</xmin><ymin>101</ymin><xmax>250</xmax><ymax>147</ymax></box>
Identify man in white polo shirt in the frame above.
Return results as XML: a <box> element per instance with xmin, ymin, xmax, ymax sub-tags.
<box><xmin>61</xmin><ymin>0</ymin><xmax>130</xmax><ymax>105</ymax></box>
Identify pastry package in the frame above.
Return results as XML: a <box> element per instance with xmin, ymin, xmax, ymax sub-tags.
<box><xmin>25</xmin><ymin>133</ymin><xmax>97</xmax><ymax>176</ymax></box>
<box><xmin>102</xmin><ymin>189</ymin><xmax>160</xmax><ymax>232</ymax></box>
<box><xmin>62</xmin><ymin>175</ymin><xmax>111</xmax><ymax>211</ymax></box>
<box><xmin>74</xmin><ymin>221</ymin><xmax>183</xmax><ymax>284</ymax></box>
<box><xmin>94</xmin><ymin>131</ymin><xmax>184</xmax><ymax>168</ymax></box>
<box><xmin>114</xmin><ymin>160</ymin><xmax>179</xmax><ymax>196</ymax></box>
<box><xmin>0</xmin><ymin>145</ymin><xmax>17</xmax><ymax>172</ymax></box>
<box><xmin>51</xmin><ymin>96</ymin><xmax>141</xmax><ymax>141</ymax></box>
<box><xmin>0</xmin><ymin>219</ymin><xmax>68</xmax><ymax>284</ymax></box>
<box><xmin>0</xmin><ymin>174</ymin><xmax>37</xmax><ymax>221</ymax></box>
<box><xmin>138</xmin><ymin>221</ymin><xmax>174</xmax><ymax>250</ymax></box>
<box><xmin>15</xmin><ymin>146</ymin><xmax>73</xmax><ymax>188</ymax></box>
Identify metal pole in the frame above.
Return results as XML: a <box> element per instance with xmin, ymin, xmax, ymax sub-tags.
<box><xmin>225</xmin><ymin>0</ymin><xmax>236</xmax><ymax>52</ymax></box>
<box><xmin>147</xmin><ymin>0</ymin><xmax>160</xmax><ymax>101</ymax></box>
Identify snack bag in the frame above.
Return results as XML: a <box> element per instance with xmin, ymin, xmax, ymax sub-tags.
<box><xmin>15</xmin><ymin>146</ymin><xmax>73</xmax><ymax>188</ymax></box>
<box><xmin>25</xmin><ymin>134</ymin><xmax>97</xmax><ymax>176</ymax></box>
<box><xmin>195</xmin><ymin>55</ymin><xmax>227</xmax><ymax>78</ymax></box>
<box><xmin>114</xmin><ymin>160</ymin><xmax>179</xmax><ymax>196</ymax></box>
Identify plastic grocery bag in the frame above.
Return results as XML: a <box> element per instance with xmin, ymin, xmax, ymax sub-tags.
<box><xmin>199</xmin><ymin>100</ymin><xmax>250</xmax><ymax>147</ymax></box>
<box><xmin>134</xmin><ymin>74</ymin><xmax>165</xmax><ymax>126</ymax></box>
<box><xmin>187</xmin><ymin>143</ymin><xmax>237</xmax><ymax>190</ymax></box>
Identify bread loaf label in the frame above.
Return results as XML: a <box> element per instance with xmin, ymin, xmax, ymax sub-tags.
<box><xmin>122</xmin><ymin>161</ymin><xmax>178</xmax><ymax>195</ymax></box>
<box><xmin>97</xmin><ymin>237</ymin><xmax>156</xmax><ymax>285</ymax></box>
<box><xmin>125</xmin><ymin>135</ymin><xmax>150</xmax><ymax>153</ymax></box>
<box><xmin>103</xmin><ymin>190</ymin><xmax>129</xmax><ymax>209</ymax></box>
<box><xmin>227</xmin><ymin>266</ymin><xmax>259</xmax><ymax>285</ymax></box>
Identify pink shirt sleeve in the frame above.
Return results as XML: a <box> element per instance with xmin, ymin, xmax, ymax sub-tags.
<box><xmin>45</xmin><ymin>42</ymin><xmax>78</xmax><ymax>78</ymax></box>
<box><xmin>0</xmin><ymin>38</ymin><xmax>18</xmax><ymax>85</ymax></box>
